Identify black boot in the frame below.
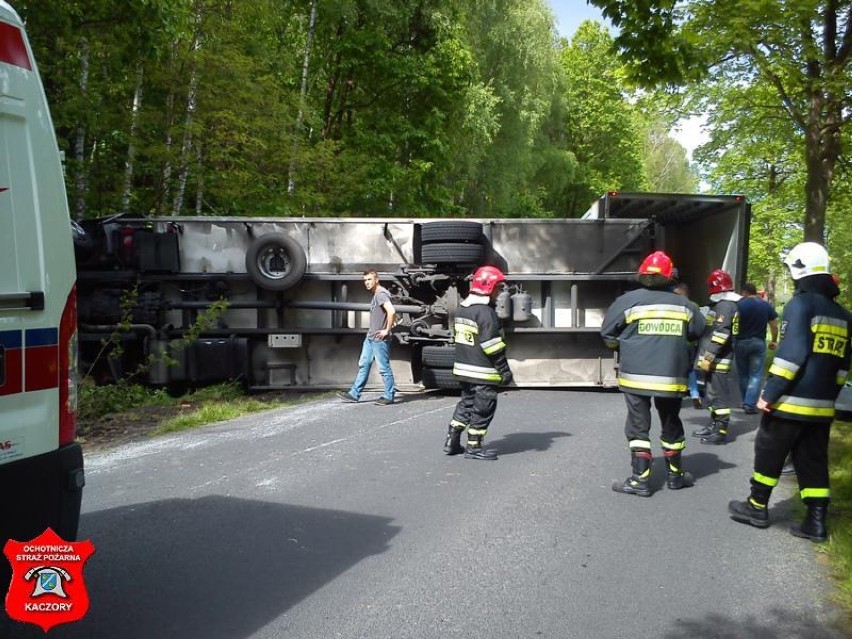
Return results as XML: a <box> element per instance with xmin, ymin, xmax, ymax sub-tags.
<box><xmin>728</xmin><ymin>498</ymin><xmax>770</xmax><ymax>528</ymax></box>
<box><xmin>691</xmin><ymin>421</ymin><xmax>715</xmax><ymax>438</ymax></box>
<box><xmin>464</xmin><ymin>439</ymin><xmax>497</xmax><ymax>460</ymax></box>
<box><xmin>664</xmin><ymin>450</ymin><xmax>695</xmax><ymax>490</ymax></box>
<box><xmin>613</xmin><ymin>450</ymin><xmax>653</xmax><ymax>497</ymax></box>
<box><xmin>700</xmin><ymin>421</ymin><xmax>728</xmax><ymax>445</ymax></box>
<box><xmin>790</xmin><ymin>503</ymin><xmax>828</xmax><ymax>542</ymax></box>
<box><xmin>443</xmin><ymin>425</ymin><xmax>464</xmax><ymax>455</ymax></box>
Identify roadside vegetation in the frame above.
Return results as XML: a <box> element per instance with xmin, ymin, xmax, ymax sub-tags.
<box><xmin>826</xmin><ymin>421</ymin><xmax>852</xmax><ymax>620</ymax></box>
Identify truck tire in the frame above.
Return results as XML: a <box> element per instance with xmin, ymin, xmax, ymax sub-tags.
<box><xmin>421</xmin><ymin>367</ymin><xmax>461</xmax><ymax>390</ymax></box>
<box><xmin>245</xmin><ymin>233</ymin><xmax>307</xmax><ymax>291</ymax></box>
<box><xmin>421</xmin><ymin>221</ymin><xmax>483</xmax><ymax>244</ymax></box>
<box><xmin>420</xmin><ymin>243</ymin><xmax>484</xmax><ymax>265</ymax></box>
<box><xmin>421</xmin><ymin>345</ymin><xmax>455</xmax><ymax>368</ymax></box>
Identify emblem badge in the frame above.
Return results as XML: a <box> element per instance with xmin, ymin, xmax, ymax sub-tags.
<box><xmin>4</xmin><ymin>528</ymin><xmax>95</xmax><ymax>631</ymax></box>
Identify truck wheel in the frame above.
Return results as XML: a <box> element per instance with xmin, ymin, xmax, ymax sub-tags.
<box><xmin>421</xmin><ymin>367</ymin><xmax>461</xmax><ymax>390</ymax></box>
<box><xmin>421</xmin><ymin>221</ymin><xmax>483</xmax><ymax>244</ymax></box>
<box><xmin>420</xmin><ymin>243</ymin><xmax>484</xmax><ymax>265</ymax></box>
<box><xmin>421</xmin><ymin>345</ymin><xmax>455</xmax><ymax>368</ymax></box>
<box><xmin>246</xmin><ymin>233</ymin><xmax>307</xmax><ymax>291</ymax></box>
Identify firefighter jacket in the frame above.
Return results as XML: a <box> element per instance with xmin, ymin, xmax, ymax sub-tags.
<box><xmin>696</xmin><ymin>293</ymin><xmax>740</xmax><ymax>373</ymax></box>
<box><xmin>761</xmin><ymin>276</ymin><xmax>851</xmax><ymax>423</ymax></box>
<box><xmin>453</xmin><ymin>294</ymin><xmax>510</xmax><ymax>385</ymax></box>
<box><xmin>601</xmin><ymin>286</ymin><xmax>706</xmax><ymax>397</ymax></box>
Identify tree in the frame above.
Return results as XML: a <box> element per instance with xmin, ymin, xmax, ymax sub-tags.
<box><xmin>589</xmin><ymin>0</ymin><xmax>852</xmax><ymax>242</ymax></box>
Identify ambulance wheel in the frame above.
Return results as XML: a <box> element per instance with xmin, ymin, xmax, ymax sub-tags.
<box><xmin>246</xmin><ymin>233</ymin><xmax>307</xmax><ymax>291</ymax></box>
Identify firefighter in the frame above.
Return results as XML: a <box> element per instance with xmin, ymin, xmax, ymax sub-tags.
<box><xmin>692</xmin><ymin>269</ymin><xmax>741</xmax><ymax>445</ymax></box>
<box><xmin>729</xmin><ymin>242</ymin><xmax>850</xmax><ymax>541</ymax></box>
<box><xmin>601</xmin><ymin>251</ymin><xmax>706</xmax><ymax>496</ymax></box>
<box><xmin>443</xmin><ymin>265</ymin><xmax>513</xmax><ymax>460</ymax></box>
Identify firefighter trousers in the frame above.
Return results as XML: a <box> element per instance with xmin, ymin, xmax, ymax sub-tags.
<box><xmin>451</xmin><ymin>382</ymin><xmax>499</xmax><ymax>442</ymax></box>
<box><xmin>623</xmin><ymin>393</ymin><xmax>685</xmax><ymax>448</ymax></box>
<box><xmin>751</xmin><ymin>413</ymin><xmax>831</xmax><ymax>504</ymax></box>
<box><xmin>705</xmin><ymin>369</ymin><xmax>740</xmax><ymax>427</ymax></box>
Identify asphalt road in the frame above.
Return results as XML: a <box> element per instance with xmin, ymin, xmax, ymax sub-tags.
<box><xmin>2</xmin><ymin>389</ymin><xmax>849</xmax><ymax>639</ymax></box>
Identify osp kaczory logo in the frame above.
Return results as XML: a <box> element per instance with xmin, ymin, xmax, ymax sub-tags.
<box><xmin>3</xmin><ymin>528</ymin><xmax>95</xmax><ymax>632</ymax></box>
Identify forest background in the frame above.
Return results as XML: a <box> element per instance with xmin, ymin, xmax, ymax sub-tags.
<box><xmin>14</xmin><ymin>0</ymin><xmax>852</xmax><ymax>305</ymax></box>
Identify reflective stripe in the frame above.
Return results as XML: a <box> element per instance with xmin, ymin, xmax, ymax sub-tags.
<box><xmin>628</xmin><ymin>439</ymin><xmax>651</xmax><ymax>450</ymax></box>
<box><xmin>811</xmin><ymin>316</ymin><xmax>848</xmax><ymax>336</ymax></box>
<box><xmin>769</xmin><ymin>357</ymin><xmax>799</xmax><ymax>380</ymax></box>
<box><xmin>660</xmin><ymin>440</ymin><xmax>685</xmax><ymax>451</ymax></box>
<box><xmin>453</xmin><ymin>362</ymin><xmax>501</xmax><ymax>382</ymax></box>
<box><xmin>712</xmin><ymin>330</ymin><xmax>729</xmax><ymax>341</ymax></box>
<box><xmin>604</xmin><ymin>338</ymin><xmax>618</xmax><ymax>349</ymax></box>
<box><xmin>481</xmin><ymin>336</ymin><xmax>506</xmax><ymax>355</ymax></box>
<box><xmin>715</xmin><ymin>358</ymin><xmax>732</xmax><ymax>372</ymax></box>
<box><xmin>468</xmin><ymin>427</ymin><xmax>488</xmax><ymax>437</ymax></box>
<box><xmin>838</xmin><ymin>370</ymin><xmax>849</xmax><ymax>385</ymax></box>
<box><xmin>450</xmin><ymin>419</ymin><xmax>467</xmax><ymax>430</ymax></box>
<box><xmin>712</xmin><ymin>408</ymin><xmax>731</xmax><ymax>416</ymax></box>
<box><xmin>624</xmin><ymin>304</ymin><xmax>692</xmax><ymax>324</ymax></box>
<box><xmin>748</xmin><ymin>497</ymin><xmax>767</xmax><ymax>509</ymax></box>
<box><xmin>774</xmin><ymin>395</ymin><xmax>835</xmax><ymax>417</ymax></box>
<box><xmin>801</xmin><ymin>487</ymin><xmax>830</xmax><ymax>499</ymax></box>
<box><xmin>753</xmin><ymin>471</ymin><xmax>779</xmax><ymax>487</ymax></box>
<box><xmin>619</xmin><ymin>372</ymin><xmax>687</xmax><ymax>393</ymax></box>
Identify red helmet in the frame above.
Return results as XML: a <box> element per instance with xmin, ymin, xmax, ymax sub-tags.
<box><xmin>707</xmin><ymin>269</ymin><xmax>734</xmax><ymax>294</ymax></box>
<box><xmin>638</xmin><ymin>251</ymin><xmax>674</xmax><ymax>280</ymax></box>
<box><xmin>470</xmin><ymin>265</ymin><xmax>506</xmax><ymax>295</ymax></box>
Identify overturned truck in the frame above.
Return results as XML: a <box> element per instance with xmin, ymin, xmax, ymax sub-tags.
<box><xmin>73</xmin><ymin>192</ymin><xmax>750</xmax><ymax>392</ymax></box>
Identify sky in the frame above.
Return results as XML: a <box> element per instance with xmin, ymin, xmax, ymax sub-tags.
<box><xmin>547</xmin><ymin>1</ymin><xmax>708</xmax><ymax>159</ymax></box>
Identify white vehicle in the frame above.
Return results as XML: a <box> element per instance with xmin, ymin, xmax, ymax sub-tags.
<box><xmin>0</xmin><ymin>0</ymin><xmax>84</xmax><ymax>563</ymax></box>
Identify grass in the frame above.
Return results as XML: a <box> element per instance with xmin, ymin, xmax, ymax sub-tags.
<box><xmin>827</xmin><ymin>419</ymin><xmax>852</xmax><ymax>620</ymax></box>
<box><xmin>151</xmin><ymin>396</ymin><xmax>272</xmax><ymax>435</ymax></box>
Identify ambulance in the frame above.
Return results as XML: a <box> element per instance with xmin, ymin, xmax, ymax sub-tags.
<box><xmin>0</xmin><ymin>0</ymin><xmax>84</xmax><ymax>570</ymax></box>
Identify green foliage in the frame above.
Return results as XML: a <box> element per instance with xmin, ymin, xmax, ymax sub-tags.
<box><xmin>77</xmin><ymin>382</ymin><xmax>171</xmax><ymax>422</ymax></box>
<box><xmin>826</xmin><ymin>420</ymin><xmax>852</xmax><ymax>621</ymax></box>
<box><xmin>151</xmin><ymin>397</ymin><xmax>272</xmax><ymax>435</ymax></box>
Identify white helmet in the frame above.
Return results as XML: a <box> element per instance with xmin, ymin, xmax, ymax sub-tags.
<box><xmin>783</xmin><ymin>242</ymin><xmax>830</xmax><ymax>280</ymax></box>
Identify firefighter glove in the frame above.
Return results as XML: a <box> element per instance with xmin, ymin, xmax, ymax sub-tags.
<box><xmin>500</xmin><ymin>370</ymin><xmax>514</xmax><ymax>386</ymax></box>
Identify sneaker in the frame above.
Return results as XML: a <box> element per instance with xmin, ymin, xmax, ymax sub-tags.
<box><xmin>743</xmin><ymin>406</ymin><xmax>759</xmax><ymax>415</ymax></box>
<box><xmin>337</xmin><ymin>391</ymin><xmax>358</xmax><ymax>403</ymax></box>
<box><xmin>728</xmin><ymin>499</ymin><xmax>770</xmax><ymax>528</ymax></box>
<box><xmin>374</xmin><ymin>397</ymin><xmax>394</xmax><ymax>406</ymax></box>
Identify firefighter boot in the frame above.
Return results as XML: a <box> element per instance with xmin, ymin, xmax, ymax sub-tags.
<box><xmin>700</xmin><ymin>421</ymin><xmax>728</xmax><ymax>445</ymax></box>
<box><xmin>728</xmin><ymin>498</ymin><xmax>770</xmax><ymax>528</ymax></box>
<box><xmin>790</xmin><ymin>502</ymin><xmax>828</xmax><ymax>542</ymax></box>
<box><xmin>612</xmin><ymin>451</ymin><xmax>653</xmax><ymax>497</ymax></box>
<box><xmin>664</xmin><ymin>450</ymin><xmax>694</xmax><ymax>490</ymax></box>
<box><xmin>464</xmin><ymin>430</ymin><xmax>497</xmax><ymax>460</ymax></box>
<box><xmin>443</xmin><ymin>424</ymin><xmax>464</xmax><ymax>456</ymax></box>
<box><xmin>691</xmin><ymin>421</ymin><xmax>716</xmax><ymax>438</ymax></box>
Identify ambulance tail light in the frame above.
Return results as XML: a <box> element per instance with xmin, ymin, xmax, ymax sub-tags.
<box><xmin>58</xmin><ymin>285</ymin><xmax>78</xmax><ymax>446</ymax></box>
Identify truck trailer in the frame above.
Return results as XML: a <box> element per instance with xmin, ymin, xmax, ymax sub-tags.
<box><xmin>72</xmin><ymin>192</ymin><xmax>750</xmax><ymax>393</ymax></box>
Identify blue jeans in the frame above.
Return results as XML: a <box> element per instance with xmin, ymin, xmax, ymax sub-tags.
<box><xmin>735</xmin><ymin>337</ymin><xmax>766</xmax><ymax>408</ymax></box>
<box><xmin>349</xmin><ymin>338</ymin><xmax>395</xmax><ymax>400</ymax></box>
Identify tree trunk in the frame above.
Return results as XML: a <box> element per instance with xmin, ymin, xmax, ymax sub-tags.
<box><xmin>288</xmin><ymin>0</ymin><xmax>318</xmax><ymax>195</ymax></box>
<box><xmin>121</xmin><ymin>62</ymin><xmax>145</xmax><ymax>214</ymax></box>
<box><xmin>172</xmin><ymin>12</ymin><xmax>202</xmax><ymax>216</ymax></box>
<box><xmin>802</xmin><ymin>89</ymin><xmax>841</xmax><ymax>243</ymax></box>
<box><xmin>73</xmin><ymin>37</ymin><xmax>90</xmax><ymax>220</ymax></box>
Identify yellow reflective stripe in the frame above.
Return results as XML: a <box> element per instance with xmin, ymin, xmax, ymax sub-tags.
<box><xmin>481</xmin><ymin>337</ymin><xmax>506</xmax><ymax>355</ymax></box>
<box><xmin>453</xmin><ymin>363</ymin><xmax>501</xmax><ymax>382</ymax></box>
<box><xmin>748</xmin><ymin>497</ymin><xmax>767</xmax><ymax>509</ymax></box>
<box><xmin>711</xmin><ymin>335</ymin><xmax>727</xmax><ymax>344</ymax></box>
<box><xmin>811</xmin><ymin>317</ymin><xmax>848</xmax><ymax>337</ymax></box>
<box><xmin>712</xmin><ymin>408</ymin><xmax>731</xmax><ymax>416</ymax></box>
<box><xmin>625</xmin><ymin>305</ymin><xmax>692</xmax><ymax>324</ymax></box>
<box><xmin>450</xmin><ymin>419</ymin><xmax>467</xmax><ymax>430</ymax></box>
<box><xmin>715</xmin><ymin>359</ymin><xmax>732</xmax><ymax>371</ymax></box>
<box><xmin>838</xmin><ymin>371</ymin><xmax>848</xmax><ymax>385</ymax></box>
<box><xmin>468</xmin><ymin>428</ymin><xmax>488</xmax><ymax>437</ymax></box>
<box><xmin>604</xmin><ymin>338</ymin><xmax>619</xmax><ymax>349</ymax></box>
<box><xmin>753</xmin><ymin>471</ymin><xmax>779</xmax><ymax>487</ymax></box>
<box><xmin>629</xmin><ymin>439</ymin><xmax>651</xmax><ymax>450</ymax></box>
<box><xmin>801</xmin><ymin>487</ymin><xmax>830</xmax><ymax>499</ymax></box>
<box><xmin>769</xmin><ymin>363</ymin><xmax>797</xmax><ymax>381</ymax></box>
<box><xmin>619</xmin><ymin>378</ymin><xmax>687</xmax><ymax>393</ymax></box>
<box><xmin>660</xmin><ymin>440</ymin><xmax>685</xmax><ymax>451</ymax></box>
<box><xmin>774</xmin><ymin>395</ymin><xmax>835</xmax><ymax>417</ymax></box>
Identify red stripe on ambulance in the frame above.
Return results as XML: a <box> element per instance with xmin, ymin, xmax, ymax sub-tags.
<box><xmin>0</xmin><ymin>330</ymin><xmax>23</xmax><ymax>396</ymax></box>
<box><xmin>25</xmin><ymin>328</ymin><xmax>59</xmax><ymax>391</ymax></box>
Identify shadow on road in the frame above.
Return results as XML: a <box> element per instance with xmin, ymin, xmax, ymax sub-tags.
<box><xmin>662</xmin><ymin>607</ymin><xmax>850</xmax><ymax>639</ymax></box>
<box><xmin>490</xmin><ymin>431</ymin><xmax>571</xmax><ymax>455</ymax></box>
<box><xmin>1</xmin><ymin>496</ymin><xmax>400</xmax><ymax>639</ymax></box>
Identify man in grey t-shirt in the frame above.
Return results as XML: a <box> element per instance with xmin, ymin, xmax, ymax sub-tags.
<box><xmin>338</xmin><ymin>270</ymin><xmax>397</xmax><ymax>405</ymax></box>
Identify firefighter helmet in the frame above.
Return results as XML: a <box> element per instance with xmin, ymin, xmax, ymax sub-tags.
<box><xmin>470</xmin><ymin>265</ymin><xmax>506</xmax><ymax>295</ymax></box>
<box><xmin>707</xmin><ymin>269</ymin><xmax>734</xmax><ymax>294</ymax></box>
<box><xmin>783</xmin><ymin>242</ymin><xmax>830</xmax><ymax>280</ymax></box>
<box><xmin>638</xmin><ymin>251</ymin><xmax>674</xmax><ymax>280</ymax></box>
